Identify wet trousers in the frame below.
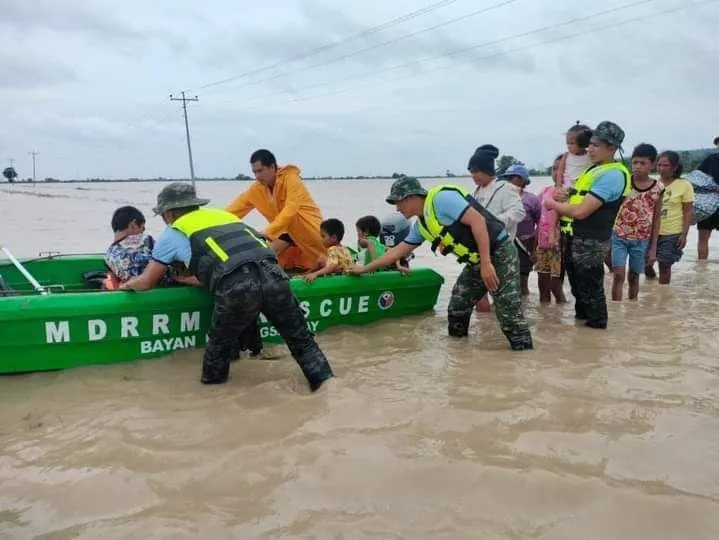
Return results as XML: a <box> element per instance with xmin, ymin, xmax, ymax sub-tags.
<box><xmin>202</xmin><ymin>259</ymin><xmax>334</xmax><ymax>390</ymax></box>
<box><xmin>447</xmin><ymin>238</ymin><xmax>533</xmax><ymax>350</ymax></box>
<box><xmin>564</xmin><ymin>235</ymin><xmax>610</xmax><ymax>328</ymax></box>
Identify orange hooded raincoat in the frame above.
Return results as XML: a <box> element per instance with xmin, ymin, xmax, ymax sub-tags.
<box><xmin>225</xmin><ymin>164</ymin><xmax>326</xmax><ymax>270</ymax></box>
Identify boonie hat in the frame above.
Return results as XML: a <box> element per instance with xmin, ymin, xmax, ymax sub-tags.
<box><xmin>153</xmin><ymin>182</ymin><xmax>210</xmax><ymax>215</ymax></box>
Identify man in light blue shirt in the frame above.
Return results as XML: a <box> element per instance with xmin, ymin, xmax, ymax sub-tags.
<box><xmin>349</xmin><ymin>176</ymin><xmax>533</xmax><ymax>351</ymax></box>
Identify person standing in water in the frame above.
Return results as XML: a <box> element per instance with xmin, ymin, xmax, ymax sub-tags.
<box><xmin>349</xmin><ymin>176</ymin><xmax>534</xmax><ymax>351</ymax></box>
<box><xmin>469</xmin><ymin>145</ymin><xmax>525</xmax><ymax>311</ymax></box>
<box><xmin>610</xmin><ymin>143</ymin><xmax>663</xmax><ymax>301</ymax></box>
<box><xmin>544</xmin><ymin>121</ymin><xmax>631</xmax><ymax>329</ymax></box>
<box><xmin>647</xmin><ymin>151</ymin><xmax>694</xmax><ymax>284</ymax></box>
<box><xmin>535</xmin><ymin>155</ymin><xmax>567</xmax><ymax>304</ymax></box>
<box><xmin>120</xmin><ymin>182</ymin><xmax>335</xmax><ymax>390</ymax></box>
<box><xmin>500</xmin><ymin>164</ymin><xmax>541</xmax><ymax>297</ymax></box>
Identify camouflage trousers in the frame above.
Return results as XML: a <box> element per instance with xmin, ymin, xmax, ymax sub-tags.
<box><xmin>564</xmin><ymin>236</ymin><xmax>609</xmax><ymax>328</ymax></box>
<box><xmin>203</xmin><ymin>259</ymin><xmax>334</xmax><ymax>391</ymax></box>
<box><xmin>447</xmin><ymin>238</ymin><xmax>534</xmax><ymax>350</ymax></box>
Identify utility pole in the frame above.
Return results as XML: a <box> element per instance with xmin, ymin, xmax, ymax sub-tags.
<box><xmin>29</xmin><ymin>150</ymin><xmax>38</xmax><ymax>184</ymax></box>
<box><xmin>169</xmin><ymin>91</ymin><xmax>199</xmax><ymax>189</ymax></box>
<box><xmin>7</xmin><ymin>158</ymin><xmax>14</xmax><ymax>168</ymax></box>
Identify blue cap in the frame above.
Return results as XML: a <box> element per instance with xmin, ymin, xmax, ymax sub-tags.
<box><xmin>499</xmin><ymin>163</ymin><xmax>531</xmax><ymax>184</ymax></box>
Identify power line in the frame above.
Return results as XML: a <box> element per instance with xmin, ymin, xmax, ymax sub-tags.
<box><xmin>229</xmin><ymin>0</ymin><xmax>656</xmax><ymax>106</ymax></box>
<box><xmin>236</xmin><ymin>0</ymin><xmax>715</xmax><ymax>111</ymax></box>
<box><xmin>169</xmin><ymin>92</ymin><xmax>199</xmax><ymax>189</ymax></box>
<box><xmin>205</xmin><ymin>0</ymin><xmax>519</xmax><ymax>93</ymax></box>
<box><xmin>188</xmin><ymin>0</ymin><xmax>462</xmax><ymax>92</ymax></box>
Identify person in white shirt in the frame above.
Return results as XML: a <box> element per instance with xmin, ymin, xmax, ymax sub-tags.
<box><xmin>468</xmin><ymin>145</ymin><xmax>526</xmax><ymax>311</ymax></box>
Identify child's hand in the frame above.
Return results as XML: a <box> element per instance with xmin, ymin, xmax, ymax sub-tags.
<box><xmin>303</xmin><ymin>272</ymin><xmax>318</xmax><ymax>284</ymax></box>
<box><xmin>347</xmin><ymin>264</ymin><xmax>366</xmax><ymax>276</ymax></box>
<box><xmin>553</xmin><ymin>188</ymin><xmax>569</xmax><ymax>202</ymax></box>
<box><xmin>646</xmin><ymin>247</ymin><xmax>657</xmax><ymax>267</ymax></box>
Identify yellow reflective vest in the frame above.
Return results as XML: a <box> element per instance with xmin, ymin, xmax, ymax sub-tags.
<box><xmin>416</xmin><ymin>184</ymin><xmax>507</xmax><ymax>265</ymax></box>
<box><xmin>559</xmin><ymin>161</ymin><xmax>631</xmax><ymax>238</ymax></box>
<box><xmin>172</xmin><ymin>207</ymin><xmax>275</xmax><ymax>291</ymax></box>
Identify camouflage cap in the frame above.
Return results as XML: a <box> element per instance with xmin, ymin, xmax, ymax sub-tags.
<box><xmin>152</xmin><ymin>182</ymin><xmax>210</xmax><ymax>215</ymax></box>
<box><xmin>385</xmin><ymin>176</ymin><xmax>427</xmax><ymax>204</ymax></box>
<box><xmin>593</xmin><ymin>120</ymin><xmax>625</xmax><ymax>149</ymax></box>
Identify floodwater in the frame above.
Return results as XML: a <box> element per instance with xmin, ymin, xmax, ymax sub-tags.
<box><xmin>1</xmin><ymin>178</ymin><xmax>718</xmax><ymax>539</ymax></box>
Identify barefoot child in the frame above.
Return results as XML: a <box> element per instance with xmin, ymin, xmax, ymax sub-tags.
<box><xmin>303</xmin><ymin>218</ymin><xmax>355</xmax><ymax>283</ymax></box>
<box><xmin>610</xmin><ymin>144</ymin><xmax>663</xmax><ymax>301</ymax></box>
<box><xmin>536</xmin><ymin>155</ymin><xmax>567</xmax><ymax>304</ymax></box>
<box><xmin>651</xmin><ymin>151</ymin><xmax>694</xmax><ymax>285</ymax></box>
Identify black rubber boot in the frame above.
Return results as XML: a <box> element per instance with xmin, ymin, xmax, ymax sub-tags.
<box><xmin>448</xmin><ymin>315</ymin><xmax>470</xmax><ymax>337</ymax></box>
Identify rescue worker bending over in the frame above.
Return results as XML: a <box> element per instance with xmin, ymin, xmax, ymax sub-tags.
<box><xmin>120</xmin><ymin>182</ymin><xmax>335</xmax><ymax>391</ymax></box>
<box><xmin>349</xmin><ymin>176</ymin><xmax>533</xmax><ymax>351</ymax></box>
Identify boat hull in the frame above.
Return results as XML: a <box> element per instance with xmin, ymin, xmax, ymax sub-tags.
<box><xmin>0</xmin><ymin>254</ymin><xmax>444</xmax><ymax>374</ymax></box>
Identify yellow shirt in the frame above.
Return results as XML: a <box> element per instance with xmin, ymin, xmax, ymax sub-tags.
<box><xmin>659</xmin><ymin>179</ymin><xmax>694</xmax><ymax>235</ymax></box>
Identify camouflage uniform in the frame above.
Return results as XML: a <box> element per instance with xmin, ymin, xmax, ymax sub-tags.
<box><xmin>562</xmin><ymin>120</ymin><xmax>627</xmax><ymax>329</ymax></box>
<box><xmin>385</xmin><ymin>175</ymin><xmax>533</xmax><ymax>351</ymax></box>
<box><xmin>447</xmin><ymin>238</ymin><xmax>533</xmax><ymax>350</ymax></box>
<box><xmin>203</xmin><ymin>259</ymin><xmax>333</xmax><ymax>389</ymax></box>
<box><xmin>564</xmin><ymin>236</ymin><xmax>609</xmax><ymax>327</ymax></box>
<box><xmin>152</xmin><ymin>182</ymin><xmax>334</xmax><ymax>390</ymax></box>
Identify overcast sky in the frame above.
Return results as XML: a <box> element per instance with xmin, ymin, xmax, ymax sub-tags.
<box><xmin>1</xmin><ymin>0</ymin><xmax>717</xmax><ymax>180</ymax></box>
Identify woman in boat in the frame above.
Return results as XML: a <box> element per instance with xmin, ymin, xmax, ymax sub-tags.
<box><xmin>349</xmin><ymin>176</ymin><xmax>534</xmax><ymax>351</ymax></box>
<box><xmin>120</xmin><ymin>182</ymin><xmax>335</xmax><ymax>391</ymax></box>
<box><xmin>225</xmin><ymin>149</ymin><xmax>326</xmax><ymax>272</ymax></box>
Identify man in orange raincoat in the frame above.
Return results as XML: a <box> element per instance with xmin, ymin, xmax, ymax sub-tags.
<box><xmin>226</xmin><ymin>149</ymin><xmax>326</xmax><ymax>271</ymax></box>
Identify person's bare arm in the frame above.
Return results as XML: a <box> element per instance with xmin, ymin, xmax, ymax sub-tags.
<box><xmin>348</xmin><ymin>242</ymin><xmax>415</xmax><ymax>274</ymax></box>
<box><xmin>545</xmin><ymin>194</ymin><xmax>603</xmax><ymax>220</ymax></box>
<box><xmin>460</xmin><ymin>207</ymin><xmax>499</xmax><ymax>291</ymax></box>
<box><xmin>678</xmin><ymin>202</ymin><xmax>693</xmax><ymax>249</ymax></box>
<box><xmin>120</xmin><ymin>261</ymin><xmax>168</xmax><ymax>291</ymax></box>
<box><xmin>647</xmin><ymin>195</ymin><xmax>663</xmax><ymax>265</ymax></box>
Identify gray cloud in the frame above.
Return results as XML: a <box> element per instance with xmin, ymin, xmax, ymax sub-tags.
<box><xmin>1</xmin><ymin>0</ymin><xmax>717</xmax><ymax>180</ymax></box>
<box><xmin>0</xmin><ymin>50</ymin><xmax>76</xmax><ymax>90</ymax></box>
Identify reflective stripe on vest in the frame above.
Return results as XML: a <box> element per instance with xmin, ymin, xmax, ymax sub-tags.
<box><xmin>559</xmin><ymin>161</ymin><xmax>631</xmax><ymax>235</ymax></box>
<box><xmin>172</xmin><ymin>207</ymin><xmax>274</xmax><ymax>291</ymax></box>
<box><xmin>416</xmin><ymin>184</ymin><xmax>482</xmax><ymax>265</ymax></box>
<box><xmin>173</xmin><ymin>208</ymin><xmax>269</xmax><ymax>257</ymax></box>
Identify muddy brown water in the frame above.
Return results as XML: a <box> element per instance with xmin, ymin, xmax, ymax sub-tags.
<box><xmin>1</xmin><ymin>178</ymin><xmax>718</xmax><ymax>539</ymax></box>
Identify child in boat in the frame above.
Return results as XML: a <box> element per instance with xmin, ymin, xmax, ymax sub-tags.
<box><xmin>610</xmin><ymin>143</ymin><xmax>663</xmax><ymax>301</ymax></box>
<box><xmin>356</xmin><ymin>215</ymin><xmax>386</xmax><ymax>264</ymax></box>
<box><xmin>303</xmin><ymin>218</ymin><xmax>355</xmax><ymax>283</ymax></box>
<box><xmin>535</xmin><ymin>154</ymin><xmax>567</xmax><ymax>304</ymax></box>
<box><xmin>104</xmin><ymin>206</ymin><xmax>173</xmax><ymax>289</ymax></box>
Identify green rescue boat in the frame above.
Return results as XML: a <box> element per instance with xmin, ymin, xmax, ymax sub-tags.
<box><xmin>0</xmin><ymin>253</ymin><xmax>444</xmax><ymax>374</ymax></box>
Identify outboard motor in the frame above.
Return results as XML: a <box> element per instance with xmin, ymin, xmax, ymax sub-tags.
<box><xmin>379</xmin><ymin>214</ymin><xmax>411</xmax><ymax>248</ymax></box>
<box><xmin>379</xmin><ymin>214</ymin><xmax>414</xmax><ymax>265</ymax></box>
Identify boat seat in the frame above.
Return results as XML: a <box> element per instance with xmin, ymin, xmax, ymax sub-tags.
<box><xmin>82</xmin><ymin>270</ymin><xmax>107</xmax><ymax>291</ymax></box>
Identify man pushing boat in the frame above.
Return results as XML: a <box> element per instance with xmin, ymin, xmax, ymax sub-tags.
<box><xmin>119</xmin><ymin>182</ymin><xmax>335</xmax><ymax>391</ymax></box>
<box><xmin>226</xmin><ymin>149</ymin><xmax>326</xmax><ymax>272</ymax></box>
<box><xmin>349</xmin><ymin>176</ymin><xmax>533</xmax><ymax>351</ymax></box>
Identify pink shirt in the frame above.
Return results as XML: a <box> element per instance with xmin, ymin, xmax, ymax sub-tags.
<box><xmin>537</xmin><ymin>186</ymin><xmax>559</xmax><ymax>249</ymax></box>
